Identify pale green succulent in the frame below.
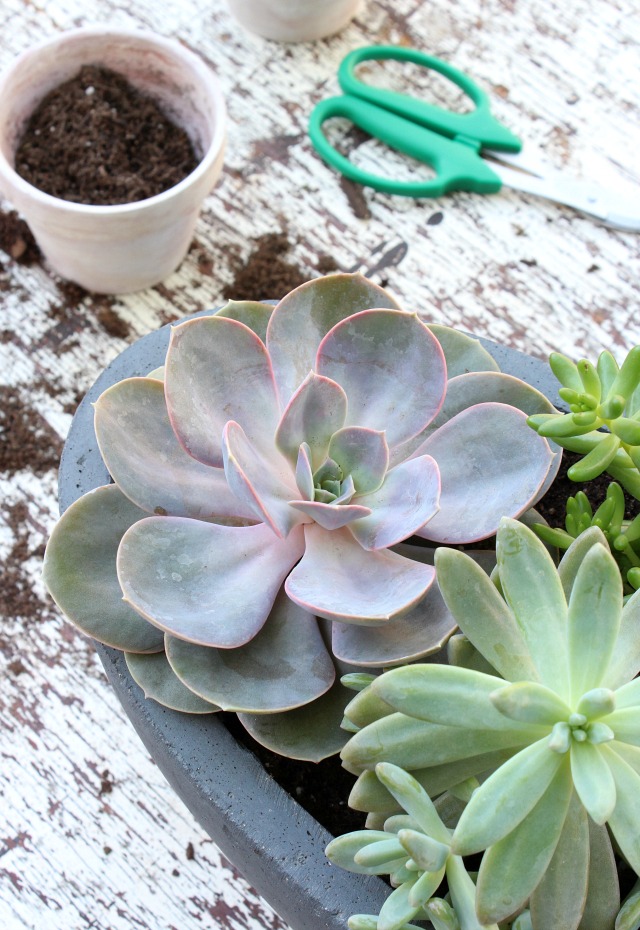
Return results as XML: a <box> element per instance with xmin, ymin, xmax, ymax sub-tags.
<box><xmin>326</xmin><ymin>761</ymin><xmax>496</xmax><ymax>930</ymax></box>
<box><xmin>528</xmin><ymin>347</ymin><xmax>640</xmax><ymax>496</ymax></box>
<box><xmin>532</xmin><ymin>481</ymin><xmax>640</xmax><ymax>596</ymax></box>
<box><xmin>340</xmin><ymin>519</ymin><xmax>640</xmax><ymax>929</ymax></box>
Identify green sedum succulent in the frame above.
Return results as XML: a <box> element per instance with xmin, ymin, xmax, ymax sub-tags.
<box><xmin>339</xmin><ymin>519</ymin><xmax>640</xmax><ymax>930</ymax></box>
<box><xmin>532</xmin><ymin>481</ymin><xmax>640</xmax><ymax>596</ymax></box>
<box><xmin>527</xmin><ymin>347</ymin><xmax>640</xmax><ymax>496</ymax></box>
<box><xmin>326</xmin><ymin>761</ymin><xmax>496</xmax><ymax>930</ymax></box>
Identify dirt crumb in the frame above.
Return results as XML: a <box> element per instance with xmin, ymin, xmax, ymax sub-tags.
<box><xmin>0</xmin><ymin>209</ymin><xmax>41</xmax><ymax>265</ymax></box>
<box><xmin>0</xmin><ymin>386</ymin><xmax>62</xmax><ymax>475</ymax></box>
<box><xmin>222</xmin><ymin>232</ymin><xmax>308</xmax><ymax>301</ymax></box>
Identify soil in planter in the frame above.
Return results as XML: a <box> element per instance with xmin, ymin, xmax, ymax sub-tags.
<box><xmin>14</xmin><ymin>65</ymin><xmax>198</xmax><ymax>205</ymax></box>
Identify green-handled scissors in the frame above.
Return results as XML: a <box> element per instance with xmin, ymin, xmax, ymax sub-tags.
<box><xmin>309</xmin><ymin>45</ymin><xmax>640</xmax><ymax>231</ymax></box>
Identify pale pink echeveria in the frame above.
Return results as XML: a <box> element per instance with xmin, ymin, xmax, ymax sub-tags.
<box><xmin>44</xmin><ymin>274</ymin><xmax>556</xmax><ymax>761</ymax></box>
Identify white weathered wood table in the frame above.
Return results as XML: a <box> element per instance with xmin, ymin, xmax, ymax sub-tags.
<box><xmin>1</xmin><ymin>0</ymin><xmax>639</xmax><ymax>927</ymax></box>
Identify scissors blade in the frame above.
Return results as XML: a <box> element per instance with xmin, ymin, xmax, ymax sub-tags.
<box><xmin>484</xmin><ymin>151</ymin><xmax>640</xmax><ymax>232</ymax></box>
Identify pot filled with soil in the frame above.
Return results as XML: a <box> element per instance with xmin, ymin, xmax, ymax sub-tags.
<box><xmin>0</xmin><ymin>27</ymin><xmax>226</xmax><ymax>293</ymax></box>
<box><xmin>44</xmin><ymin>272</ymin><xmax>574</xmax><ymax>929</ymax></box>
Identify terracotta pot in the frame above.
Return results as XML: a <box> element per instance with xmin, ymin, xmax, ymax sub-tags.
<box><xmin>227</xmin><ymin>0</ymin><xmax>362</xmax><ymax>42</ymax></box>
<box><xmin>0</xmin><ymin>27</ymin><xmax>226</xmax><ymax>294</ymax></box>
<box><xmin>56</xmin><ymin>308</ymin><xmax>559</xmax><ymax>930</ymax></box>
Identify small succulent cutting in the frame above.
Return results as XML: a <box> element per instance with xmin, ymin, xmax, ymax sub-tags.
<box><xmin>532</xmin><ymin>481</ymin><xmax>640</xmax><ymax>596</ymax></box>
<box><xmin>339</xmin><ymin>519</ymin><xmax>640</xmax><ymax>929</ymax></box>
<box><xmin>527</xmin><ymin>346</ymin><xmax>640</xmax><ymax>496</ymax></box>
<box><xmin>44</xmin><ymin>273</ymin><xmax>555</xmax><ymax>760</ymax></box>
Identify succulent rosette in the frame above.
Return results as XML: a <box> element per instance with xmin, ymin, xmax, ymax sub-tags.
<box><xmin>44</xmin><ymin>274</ymin><xmax>556</xmax><ymax>760</ymax></box>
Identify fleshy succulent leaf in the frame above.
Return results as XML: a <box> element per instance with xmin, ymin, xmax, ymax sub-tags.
<box><xmin>267</xmin><ymin>273</ymin><xmax>401</xmax><ymax>407</ymax></box>
<box><xmin>570</xmin><ymin>740</ymin><xmax>616</xmax><ymax>824</ymax></box>
<box><xmin>426</xmin><ymin>324</ymin><xmax>498</xmax><ymax>377</ymax></box>
<box><xmin>94</xmin><ymin>377</ymin><xmax>256</xmax><ymax>522</ymax></box>
<box><xmin>489</xmin><ymin>681</ymin><xmax>571</xmax><ymax>725</ymax></box>
<box><xmin>289</xmin><ymin>499</ymin><xmax>372</xmax><ymax>530</ymax></box>
<box><xmin>558</xmin><ymin>525</ymin><xmax>609</xmax><ymax>600</ymax></box>
<box><xmin>125</xmin><ymin>648</ymin><xmax>220</xmax><ymax>713</ymax></box>
<box><xmin>165</xmin><ymin>315</ymin><xmax>280</xmax><ymax>466</ymax></box>
<box><xmin>332</xmin><ymin>556</ymin><xmax>458</xmax><ymax>668</ymax></box>
<box><xmin>43</xmin><ymin>484</ymin><xmax>164</xmax><ymax>653</ymax></box>
<box><xmin>285</xmin><ymin>524</ymin><xmax>435</xmax><ymax>624</ymax></box>
<box><xmin>416</xmin><ymin>404</ymin><xmax>552</xmax><ymax>543</ymax></box>
<box><xmin>375</xmin><ymin>762</ymin><xmax>451</xmax><ymax>844</ymax></box>
<box><xmin>372</xmin><ymin>664</ymin><xmax>519</xmax><ymax>732</ymax></box>
<box><xmin>600</xmin><ymin>746</ymin><xmax>640</xmax><ymax>874</ymax></box>
<box><xmin>452</xmin><ymin>738</ymin><xmax>565</xmax><ymax>855</ymax></box>
<box><xmin>567</xmin><ymin>543</ymin><xmax>622</xmax><ymax>700</ymax></box>
<box><xmin>295</xmin><ymin>442</ymin><xmax>314</xmax><ymax>500</ymax></box>
<box><xmin>164</xmin><ymin>589</ymin><xmax>334</xmax><ymax>713</ymax></box>
<box><xmin>603</xmin><ymin>587</ymin><xmax>640</xmax><ymax>689</ymax></box>
<box><xmin>223</xmin><ymin>420</ymin><xmax>304</xmax><ymax>538</ymax></box>
<box><xmin>434</xmin><ymin>546</ymin><xmax>538</xmax><ymax>682</ymax></box>
<box><xmin>214</xmin><ymin>299</ymin><xmax>273</xmax><ymax>342</ymax></box>
<box><xmin>326</xmin><ymin>830</ymin><xmax>406</xmax><ymax>876</ymax></box>
<box><xmin>377</xmin><ymin>876</ymin><xmax>422</xmax><ymax>930</ymax></box>
<box><xmin>474</xmin><ymin>759</ymin><xmax>573</xmax><ymax>924</ymax></box>
<box><xmin>576</xmin><ymin>818</ymin><xmax>619</xmax><ymax>930</ymax></box>
<box><xmin>496</xmin><ymin>517</ymin><xmax>570</xmax><ymax>697</ymax></box>
<box><xmin>528</xmin><ymin>789</ymin><xmax>589</xmax><ymax>930</ymax></box>
<box><xmin>117</xmin><ymin>519</ymin><xmax>304</xmax><ymax>647</ymax></box>
<box><xmin>275</xmin><ymin>371</ymin><xmax>348</xmax><ymax>470</ymax></box>
<box><xmin>238</xmin><ymin>670</ymin><xmax>354</xmax><ymax>761</ymax></box>
<box><xmin>348</xmin><ymin>455</ymin><xmax>440</xmax><ymax>551</ymax></box>
<box><xmin>328</xmin><ymin>426</ymin><xmax>390</xmax><ymax>494</ymax></box>
<box><xmin>316</xmin><ymin>309</ymin><xmax>447</xmax><ymax>449</ymax></box>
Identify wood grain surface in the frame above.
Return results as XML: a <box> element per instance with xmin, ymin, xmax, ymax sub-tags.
<box><xmin>1</xmin><ymin>0</ymin><xmax>639</xmax><ymax>928</ymax></box>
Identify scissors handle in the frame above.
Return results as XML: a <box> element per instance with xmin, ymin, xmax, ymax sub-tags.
<box><xmin>339</xmin><ymin>46</ymin><xmax>522</xmax><ymax>153</ymax></box>
<box><xmin>309</xmin><ymin>95</ymin><xmax>503</xmax><ymax>198</ymax></box>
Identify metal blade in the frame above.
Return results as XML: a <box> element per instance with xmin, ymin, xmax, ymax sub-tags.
<box><xmin>484</xmin><ymin>151</ymin><xmax>640</xmax><ymax>231</ymax></box>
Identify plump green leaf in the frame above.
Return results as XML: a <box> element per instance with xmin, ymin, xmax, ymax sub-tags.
<box><xmin>407</xmin><ymin>866</ymin><xmax>446</xmax><ymax>909</ymax></box>
<box><xmin>490</xmin><ymin>680</ymin><xmax>571</xmax><ymax>725</ymax></box>
<box><xmin>434</xmin><ymin>547</ymin><xmax>538</xmax><ymax>682</ymax></box>
<box><xmin>615</xmin><ymin>880</ymin><xmax>640</xmax><ymax>930</ymax></box>
<box><xmin>530</xmin><ymin>790</ymin><xmax>589</xmax><ymax>930</ymax></box>
<box><xmin>496</xmin><ymin>517</ymin><xmax>570</xmax><ymax>698</ymax></box>
<box><xmin>603</xmin><ymin>588</ymin><xmax>640</xmax><ymax>689</ymax></box>
<box><xmin>601</xmin><ymin>708</ymin><xmax>640</xmax><ymax>746</ymax></box>
<box><xmin>452</xmin><ymin>739</ymin><xmax>564</xmax><ymax>856</ymax></box>
<box><xmin>125</xmin><ymin>649</ymin><xmax>219</xmax><ymax>714</ymax></box>
<box><xmin>576</xmin><ymin>819</ymin><xmax>619</xmax><ymax>930</ymax></box>
<box><xmin>341</xmin><ymin>712</ymin><xmax>537</xmax><ymax>774</ymax></box>
<box><xmin>570</xmin><ymin>741</ymin><xmax>616</xmax><ymax>824</ymax></box>
<box><xmin>375</xmin><ymin>763</ymin><xmax>450</xmax><ymax>843</ymax></box>
<box><xmin>601</xmin><ymin>746</ymin><xmax>640</xmax><ymax>873</ymax></box>
<box><xmin>377</xmin><ymin>876</ymin><xmax>422</xmax><ymax>930</ymax></box>
<box><xmin>373</xmin><ymin>664</ymin><xmax>525</xmax><ymax>731</ymax></box>
<box><xmin>567</xmin><ymin>544</ymin><xmax>622</xmax><ymax>701</ymax></box>
<box><xmin>558</xmin><ymin>526</ymin><xmax>609</xmax><ymax>601</ymax></box>
<box><xmin>398</xmin><ymin>830</ymin><xmax>449</xmax><ymax>872</ymax></box>
<box><xmin>447</xmin><ymin>633</ymin><xmax>498</xmax><ymax>676</ymax></box>
<box><xmin>427</xmin><ymin>325</ymin><xmax>499</xmax><ymax>377</ymax></box>
<box><xmin>326</xmin><ymin>830</ymin><xmax>405</xmax><ymax>875</ymax></box>
<box><xmin>43</xmin><ymin>484</ymin><xmax>164</xmax><ymax>653</ymax></box>
<box><xmin>446</xmin><ymin>853</ymin><xmax>498</xmax><ymax>930</ymax></box>
<box><xmin>475</xmin><ymin>759</ymin><xmax>573</xmax><ymax>924</ymax></box>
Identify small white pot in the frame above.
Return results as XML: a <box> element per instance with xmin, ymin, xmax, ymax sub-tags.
<box><xmin>0</xmin><ymin>27</ymin><xmax>226</xmax><ymax>294</ymax></box>
<box><xmin>227</xmin><ymin>0</ymin><xmax>362</xmax><ymax>42</ymax></box>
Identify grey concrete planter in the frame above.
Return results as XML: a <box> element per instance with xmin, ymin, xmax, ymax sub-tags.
<box><xmin>57</xmin><ymin>309</ymin><xmax>559</xmax><ymax>930</ymax></box>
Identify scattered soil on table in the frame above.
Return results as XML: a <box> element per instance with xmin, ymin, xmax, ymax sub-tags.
<box><xmin>2</xmin><ymin>501</ymin><xmax>48</xmax><ymax>622</ymax></box>
<box><xmin>15</xmin><ymin>65</ymin><xmax>198</xmax><ymax>205</ymax></box>
<box><xmin>0</xmin><ymin>209</ymin><xmax>41</xmax><ymax>265</ymax></box>
<box><xmin>222</xmin><ymin>232</ymin><xmax>309</xmax><ymax>301</ymax></box>
<box><xmin>0</xmin><ymin>386</ymin><xmax>62</xmax><ymax>475</ymax></box>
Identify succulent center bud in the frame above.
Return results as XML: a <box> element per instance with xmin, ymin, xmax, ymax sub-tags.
<box><xmin>547</xmin><ymin>692</ymin><xmax>617</xmax><ymax>754</ymax></box>
<box><xmin>312</xmin><ymin>458</ymin><xmax>345</xmax><ymax>503</ymax></box>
